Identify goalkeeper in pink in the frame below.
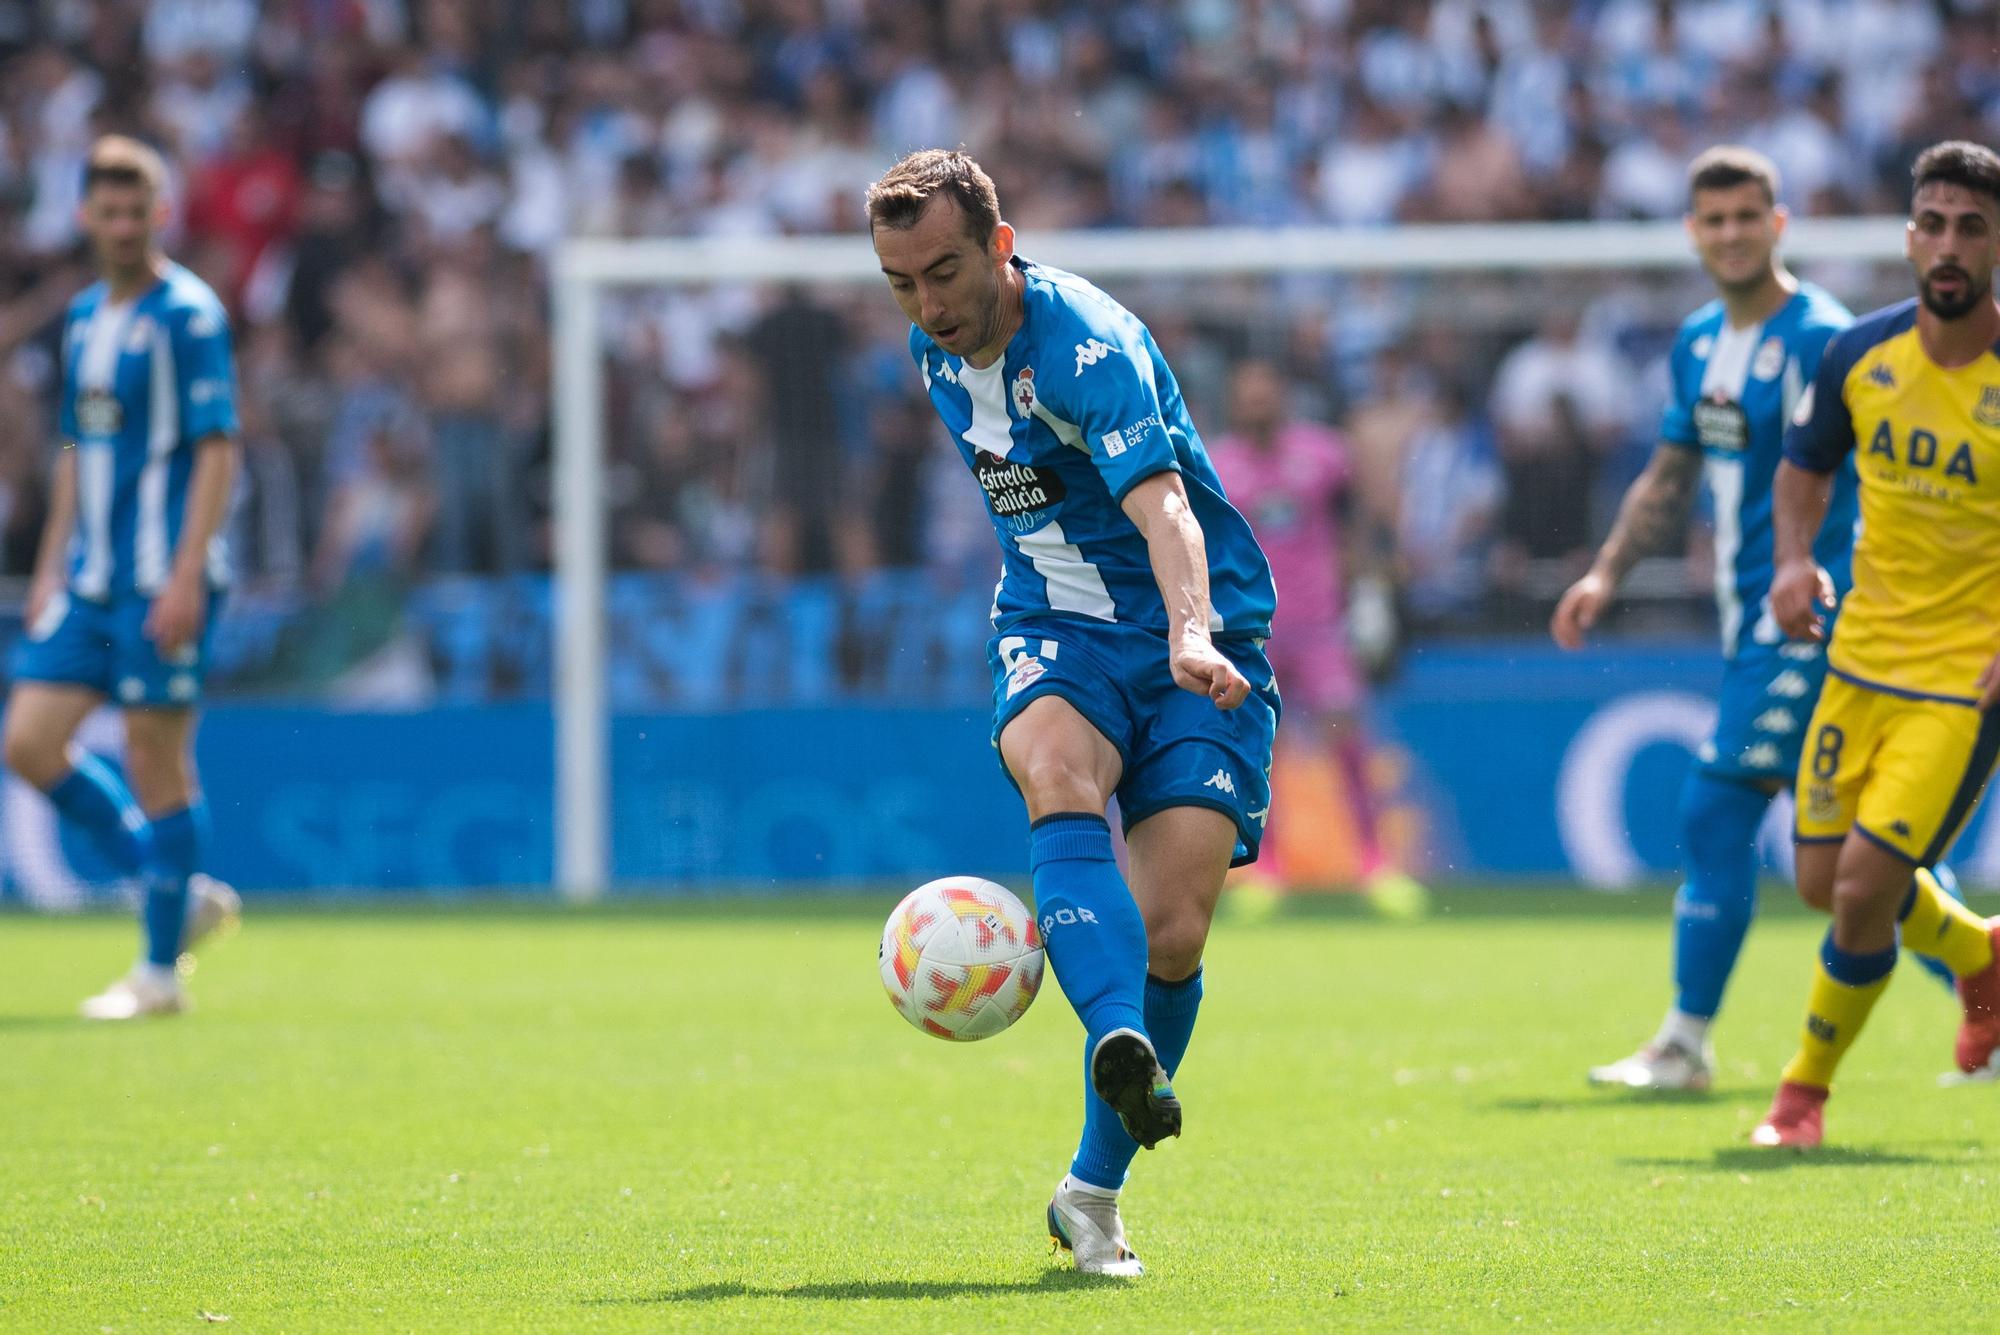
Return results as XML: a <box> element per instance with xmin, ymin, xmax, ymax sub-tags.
<box><xmin>1208</xmin><ymin>361</ymin><xmax>1427</xmax><ymax>914</ymax></box>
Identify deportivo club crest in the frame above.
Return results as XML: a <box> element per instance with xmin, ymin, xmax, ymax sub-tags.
<box><xmin>1011</xmin><ymin>365</ymin><xmax>1036</xmax><ymax>417</ymax></box>
<box><xmin>1975</xmin><ymin>385</ymin><xmax>2000</xmax><ymax>428</ymax></box>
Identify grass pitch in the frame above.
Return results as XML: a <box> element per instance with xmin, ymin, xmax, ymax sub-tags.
<box><xmin>1</xmin><ymin>888</ymin><xmax>1994</xmax><ymax>1332</ymax></box>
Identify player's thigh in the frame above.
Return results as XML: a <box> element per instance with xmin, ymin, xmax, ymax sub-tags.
<box><xmin>1125</xmin><ymin>803</ymin><xmax>1238</xmax><ymax>979</ymax></box>
<box><xmin>997</xmin><ymin>696</ymin><xmax>1123</xmax><ymax>819</ymax></box>
<box><xmin>1793</xmin><ymin>838</ymin><xmax>1839</xmax><ymax>912</ymax></box>
<box><xmin>1</xmin><ymin>681</ymin><xmax>105</xmax><ymax>787</ymax></box>
<box><xmin>990</xmin><ymin>627</ymin><xmax>1129</xmax><ymax>820</ymax></box>
<box><xmin>1794</xmin><ymin>675</ymin><xmax>1881</xmax><ymax>849</ymax></box>
<box><xmin>121</xmin><ymin>706</ymin><xmax>200</xmax><ymax>815</ymax></box>
<box><xmin>1858</xmin><ymin>699</ymin><xmax>2000</xmax><ymax>867</ymax></box>
<box><xmin>1120</xmin><ymin>636</ymin><xmax>1280</xmax><ymax>874</ymax></box>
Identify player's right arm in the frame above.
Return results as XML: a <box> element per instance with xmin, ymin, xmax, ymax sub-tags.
<box><xmin>1772</xmin><ymin>325</ymin><xmax>1862</xmax><ymax>642</ymax></box>
<box><xmin>1550</xmin><ymin>442</ymin><xmax>1703</xmax><ymax>651</ymax></box>
<box><xmin>1553</xmin><ymin>317</ymin><xmax>1707</xmax><ymax>651</ymax></box>
<box><xmin>26</xmin><ymin>449</ymin><xmax>76</xmax><ymax>626</ymax></box>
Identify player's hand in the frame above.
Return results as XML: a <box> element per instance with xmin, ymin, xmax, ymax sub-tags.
<box><xmin>1170</xmin><ymin>634</ymin><xmax>1251</xmax><ymax>710</ymax></box>
<box><xmin>1978</xmin><ymin>653</ymin><xmax>2000</xmax><ymax>712</ymax></box>
<box><xmin>1770</xmin><ymin>558</ymin><xmax>1835</xmax><ymax>641</ymax></box>
<box><xmin>1550</xmin><ymin>569</ymin><xmax>1614</xmax><ymax>651</ymax></box>
<box><xmin>144</xmin><ymin>570</ymin><xmax>206</xmax><ymax>656</ymax></box>
<box><xmin>24</xmin><ymin>571</ymin><xmax>61</xmax><ymax>629</ymax></box>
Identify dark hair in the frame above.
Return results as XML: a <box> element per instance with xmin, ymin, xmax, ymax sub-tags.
<box><xmin>83</xmin><ymin>134</ymin><xmax>166</xmax><ymax>196</ymax></box>
<box><xmin>1686</xmin><ymin>145</ymin><xmax>1779</xmax><ymax>207</ymax></box>
<box><xmin>865</xmin><ymin>149</ymin><xmax>1001</xmax><ymax>245</ymax></box>
<box><xmin>1912</xmin><ymin>140</ymin><xmax>2000</xmax><ymax>209</ymax></box>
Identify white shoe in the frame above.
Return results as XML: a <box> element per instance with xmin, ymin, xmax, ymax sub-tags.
<box><xmin>1047</xmin><ymin>1176</ymin><xmax>1144</xmax><ymax>1277</ymax></box>
<box><xmin>182</xmin><ymin>875</ymin><xmax>241</xmax><ymax>955</ymax></box>
<box><xmin>1587</xmin><ymin>1038</ymin><xmax>1715</xmax><ymax>1091</ymax></box>
<box><xmin>80</xmin><ymin>967</ymin><xmax>188</xmax><ymax>1020</ymax></box>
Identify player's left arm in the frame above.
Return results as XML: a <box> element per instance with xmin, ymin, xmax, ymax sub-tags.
<box><xmin>1056</xmin><ymin>312</ymin><xmax>1250</xmax><ymax>709</ymax></box>
<box><xmin>145</xmin><ymin>303</ymin><xmax>243</xmax><ymax>655</ymax></box>
<box><xmin>1120</xmin><ymin>470</ymin><xmax>1251</xmax><ymax>710</ymax></box>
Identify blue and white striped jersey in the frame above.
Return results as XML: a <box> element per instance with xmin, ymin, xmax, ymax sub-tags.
<box><xmin>912</xmin><ymin>257</ymin><xmax>1275</xmax><ymax>639</ymax></box>
<box><xmin>58</xmin><ymin>263</ymin><xmax>238</xmax><ymax>600</ymax></box>
<box><xmin>1660</xmin><ymin>280</ymin><xmax>1857</xmax><ymax>657</ymax></box>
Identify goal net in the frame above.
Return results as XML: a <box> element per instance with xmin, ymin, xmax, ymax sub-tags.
<box><xmin>551</xmin><ymin>218</ymin><xmax>1911</xmax><ymax>899</ymax></box>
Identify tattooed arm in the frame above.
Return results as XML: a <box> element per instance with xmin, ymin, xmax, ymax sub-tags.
<box><xmin>1550</xmin><ymin>442</ymin><xmax>1702</xmax><ymax>650</ymax></box>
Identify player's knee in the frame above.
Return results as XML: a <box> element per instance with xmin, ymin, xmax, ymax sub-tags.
<box><xmin>1013</xmin><ymin>753</ymin><xmax>1109</xmax><ymax>818</ymax></box>
<box><xmin>1829</xmin><ymin>869</ymin><xmax>1901</xmax><ymax>925</ymax></box>
<box><xmin>1145</xmin><ymin>909</ymin><xmax>1209</xmax><ymax>980</ymax></box>
<box><xmin>121</xmin><ymin>736</ymin><xmax>193</xmax><ymax>811</ymax></box>
<box><xmin>2</xmin><ymin>715</ymin><xmax>66</xmax><ymax>789</ymax></box>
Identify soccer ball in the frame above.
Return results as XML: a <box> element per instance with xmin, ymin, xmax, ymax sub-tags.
<box><xmin>879</xmin><ymin>877</ymin><xmax>1044</xmax><ymax>1041</ymax></box>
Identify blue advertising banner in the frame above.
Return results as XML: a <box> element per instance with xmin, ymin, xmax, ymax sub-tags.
<box><xmin>7</xmin><ymin>641</ymin><xmax>1997</xmax><ymax>898</ymax></box>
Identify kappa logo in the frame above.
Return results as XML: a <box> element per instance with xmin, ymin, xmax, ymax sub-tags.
<box><xmin>1739</xmin><ymin>742</ymin><xmax>1782</xmax><ymax>770</ymax></box>
<box><xmin>1247</xmin><ymin>804</ymin><xmax>1270</xmax><ymax>827</ymax></box>
<box><xmin>1011</xmin><ymin>365</ymin><xmax>1036</xmax><ymax>417</ymax></box>
<box><xmin>1751</xmin><ymin>708</ymin><xmax>1798</xmax><ymax>735</ymax></box>
<box><xmin>1768</xmin><ymin>670</ymin><xmax>1810</xmax><ymax>699</ymax></box>
<box><xmin>1073</xmin><ymin>338</ymin><xmax>1113</xmax><ymax>375</ymax></box>
<box><xmin>1203</xmin><ymin>769</ymin><xmax>1237</xmax><ymax>796</ymax></box>
<box><xmin>933</xmin><ymin>356</ymin><xmax>958</xmax><ymax>387</ymax></box>
<box><xmin>1976</xmin><ymin>385</ymin><xmax>2000</xmax><ymax>428</ymax></box>
<box><xmin>124</xmin><ymin>316</ymin><xmax>154</xmax><ymax>352</ymax></box>
<box><xmin>1778</xmin><ymin>641</ymin><xmax>1821</xmax><ymax>661</ymax></box>
<box><xmin>1866</xmin><ymin>362</ymin><xmax>1896</xmax><ymax>389</ymax></box>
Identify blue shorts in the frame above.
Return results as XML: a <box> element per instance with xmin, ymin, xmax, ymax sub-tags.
<box><xmin>1698</xmin><ymin>638</ymin><xmax>1829</xmax><ymax>784</ymax></box>
<box><xmin>988</xmin><ymin>618</ymin><xmax>1281</xmax><ymax>867</ymax></box>
<box><xmin>11</xmin><ymin>588</ymin><xmax>222</xmax><ymax>708</ymax></box>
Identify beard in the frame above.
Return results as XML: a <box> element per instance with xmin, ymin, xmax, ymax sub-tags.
<box><xmin>1919</xmin><ymin>267</ymin><xmax>1990</xmax><ymax>320</ymax></box>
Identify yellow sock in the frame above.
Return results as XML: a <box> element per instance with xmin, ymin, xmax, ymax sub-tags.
<box><xmin>1781</xmin><ymin>957</ymin><xmax>1891</xmax><ymax>1089</ymax></box>
<box><xmin>1901</xmin><ymin>867</ymin><xmax>1993</xmax><ymax>978</ymax></box>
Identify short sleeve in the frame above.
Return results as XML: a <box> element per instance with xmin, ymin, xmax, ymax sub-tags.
<box><xmin>1658</xmin><ymin>327</ymin><xmax>1699</xmax><ymax>449</ymax></box>
<box><xmin>1782</xmin><ymin>326</ymin><xmax>1861</xmax><ymax>473</ymax></box>
<box><xmin>1047</xmin><ymin>314</ymin><xmax>1179</xmax><ymax>502</ymax></box>
<box><xmin>175</xmin><ymin>302</ymin><xmax>238</xmax><ymax>445</ymax></box>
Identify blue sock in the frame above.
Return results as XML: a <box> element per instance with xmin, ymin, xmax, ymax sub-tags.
<box><xmin>1822</xmin><ymin>929</ymin><xmax>1898</xmax><ymax>986</ymax></box>
<box><xmin>1028</xmin><ymin>812</ymin><xmax>1148</xmax><ymax>1045</ymax></box>
<box><xmin>141</xmin><ymin>803</ymin><xmax>205</xmax><ymax>968</ymax></box>
<box><xmin>46</xmin><ymin>756</ymin><xmax>150</xmax><ymax>874</ymax></box>
<box><xmin>1902</xmin><ymin>866</ymin><xmax>1964</xmax><ymax>992</ymax></box>
<box><xmin>1072</xmin><ymin>968</ymin><xmax>1203</xmax><ymax>1190</ymax></box>
<box><xmin>1671</xmin><ymin>771</ymin><xmax>1770</xmax><ymax>1019</ymax></box>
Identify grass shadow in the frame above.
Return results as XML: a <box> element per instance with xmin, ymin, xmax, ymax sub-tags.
<box><xmin>1623</xmin><ymin>1144</ymin><xmax>1958</xmax><ymax>1172</ymax></box>
<box><xmin>589</xmin><ymin>1273</ymin><xmax>1121</xmax><ymax>1304</ymax></box>
<box><xmin>1485</xmin><ymin>1089</ymin><xmax>1760</xmax><ymax>1112</ymax></box>
<box><xmin>0</xmin><ymin>1015</ymin><xmax>91</xmax><ymax>1031</ymax></box>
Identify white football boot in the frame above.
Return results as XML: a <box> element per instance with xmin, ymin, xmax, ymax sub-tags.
<box><xmin>1586</xmin><ymin>1036</ymin><xmax>1715</xmax><ymax>1091</ymax></box>
<box><xmin>80</xmin><ymin>965</ymin><xmax>188</xmax><ymax>1020</ymax></box>
<box><xmin>1047</xmin><ymin>1176</ymin><xmax>1144</xmax><ymax>1277</ymax></box>
<box><xmin>182</xmin><ymin>875</ymin><xmax>242</xmax><ymax>955</ymax></box>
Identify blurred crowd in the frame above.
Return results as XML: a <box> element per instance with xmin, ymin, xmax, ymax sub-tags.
<box><xmin>0</xmin><ymin>0</ymin><xmax>1991</xmax><ymax>693</ymax></box>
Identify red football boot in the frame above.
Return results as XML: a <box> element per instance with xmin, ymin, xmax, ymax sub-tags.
<box><xmin>1751</xmin><ymin>1080</ymin><xmax>1828</xmax><ymax>1148</ymax></box>
<box><xmin>1953</xmin><ymin>920</ymin><xmax>2000</xmax><ymax>1076</ymax></box>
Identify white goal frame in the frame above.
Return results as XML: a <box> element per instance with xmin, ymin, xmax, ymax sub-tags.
<box><xmin>550</xmin><ymin>216</ymin><xmax>1910</xmax><ymax>900</ymax></box>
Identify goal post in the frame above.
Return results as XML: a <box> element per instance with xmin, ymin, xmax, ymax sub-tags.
<box><xmin>549</xmin><ymin>215</ymin><xmax>1910</xmax><ymax>901</ymax></box>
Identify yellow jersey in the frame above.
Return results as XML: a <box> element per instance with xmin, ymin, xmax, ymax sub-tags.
<box><xmin>1784</xmin><ymin>298</ymin><xmax>2000</xmax><ymax>703</ymax></box>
